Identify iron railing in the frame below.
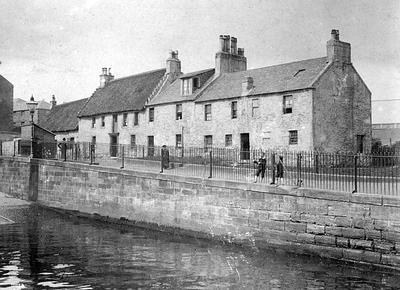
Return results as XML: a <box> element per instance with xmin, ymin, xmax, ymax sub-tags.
<box><xmin>1</xmin><ymin>140</ymin><xmax>399</xmax><ymax>195</ymax></box>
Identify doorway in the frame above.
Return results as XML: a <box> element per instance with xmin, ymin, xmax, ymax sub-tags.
<box><xmin>110</xmin><ymin>135</ymin><xmax>118</xmax><ymax>157</ymax></box>
<box><xmin>148</xmin><ymin>136</ymin><xmax>154</xmax><ymax>157</ymax></box>
<box><xmin>240</xmin><ymin>133</ymin><xmax>250</xmax><ymax>160</ymax></box>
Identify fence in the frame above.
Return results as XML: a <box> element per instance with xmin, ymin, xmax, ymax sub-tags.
<box><xmin>1</xmin><ymin>140</ymin><xmax>399</xmax><ymax>195</ymax></box>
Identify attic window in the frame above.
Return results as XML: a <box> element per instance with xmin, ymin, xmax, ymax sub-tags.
<box><xmin>193</xmin><ymin>77</ymin><xmax>200</xmax><ymax>90</ymax></box>
<box><xmin>293</xmin><ymin>69</ymin><xmax>305</xmax><ymax>77</ymax></box>
<box><xmin>181</xmin><ymin>77</ymin><xmax>200</xmax><ymax>96</ymax></box>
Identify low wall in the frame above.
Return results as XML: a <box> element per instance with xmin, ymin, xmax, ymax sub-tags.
<box><xmin>1</xmin><ymin>156</ymin><xmax>400</xmax><ymax>269</ymax></box>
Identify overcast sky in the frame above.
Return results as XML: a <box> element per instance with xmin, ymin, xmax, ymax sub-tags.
<box><xmin>0</xmin><ymin>0</ymin><xmax>399</xmax><ymax>123</ymax></box>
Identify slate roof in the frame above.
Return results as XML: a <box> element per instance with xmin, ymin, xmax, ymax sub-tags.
<box><xmin>196</xmin><ymin>57</ymin><xmax>329</xmax><ymax>102</ymax></box>
<box><xmin>150</xmin><ymin>68</ymin><xmax>215</xmax><ymax>105</ymax></box>
<box><xmin>79</xmin><ymin>68</ymin><xmax>166</xmax><ymax>117</ymax></box>
<box><xmin>44</xmin><ymin>98</ymin><xmax>88</xmax><ymax>132</ymax></box>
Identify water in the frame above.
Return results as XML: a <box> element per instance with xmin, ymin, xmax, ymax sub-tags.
<box><xmin>0</xmin><ymin>205</ymin><xmax>399</xmax><ymax>289</ymax></box>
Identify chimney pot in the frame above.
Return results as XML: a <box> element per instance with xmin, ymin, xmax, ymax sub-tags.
<box><xmin>331</xmin><ymin>29</ymin><xmax>339</xmax><ymax>40</ymax></box>
<box><xmin>238</xmin><ymin>48</ymin><xmax>244</xmax><ymax>56</ymax></box>
<box><xmin>231</xmin><ymin>37</ymin><xmax>237</xmax><ymax>54</ymax></box>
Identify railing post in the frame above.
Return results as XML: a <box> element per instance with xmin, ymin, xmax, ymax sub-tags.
<box><xmin>120</xmin><ymin>145</ymin><xmax>125</xmax><ymax>169</ymax></box>
<box><xmin>315</xmin><ymin>152</ymin><xmax>319</xmax><ymax>174</ymax></box>
<box><xmin>270</xmin><ymin>153</ymin><xmax>276</xmax><ymax>185</ymax></box>
<box><xmin>208</xmin><ymin>150</ymin><xmax>213</xmax><ymax>178</ymax></box>
<box><xmin>352</xmin><ymin>155</ymin><xmax>358</xmax><ymax>193</ymax></box>
<box><xmin>297</xmin><ymin>153</ymin><xmax>303</xmax><ymax>187</ymax></box>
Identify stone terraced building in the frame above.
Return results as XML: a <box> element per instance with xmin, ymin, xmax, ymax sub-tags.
<box><xmin>76</xmin><ymin>30</ymin><xmax>371</xmax><ymax>155</ymax></box>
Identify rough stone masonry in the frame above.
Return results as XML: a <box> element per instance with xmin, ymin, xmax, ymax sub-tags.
<box><xmin>0</xmin><ymin>156</ymin><xmax>399</xmax><ymax>269</ymax></box>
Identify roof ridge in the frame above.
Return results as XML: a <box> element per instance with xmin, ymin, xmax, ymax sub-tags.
<box><xmin>54</xmin><ymin>98</ymin><xmax>88</xmax><ymax>108</ymax></box>
<box><xmin>109</xmin><ymin>68</ymin><xmax>166</xmax><ymax>84</ymax></box>
<box><xmin>224</xmin><ymin>56</ymin><xmax>328</xmax><ymax>76</ymax></box>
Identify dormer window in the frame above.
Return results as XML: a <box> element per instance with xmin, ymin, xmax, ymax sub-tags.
<box><xmin>181</xmin><ymin>77</ymin><xmax>200</xmax><ymax>96</ymax></box>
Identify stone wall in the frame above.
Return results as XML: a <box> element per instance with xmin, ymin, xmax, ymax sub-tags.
<box><xmin>0</xmin><ymin>157</ymin><xmax>30</xmax><ymax>200</ymax></box>
<box><xmin>313</xmin><ymin>62</ymin><xmax>371</xmax><ymax>152</ymax></box>
<box><xmin>2</xmin><ymin>156</ymin><xmax>399</xmax><ymax>269</ymax></box>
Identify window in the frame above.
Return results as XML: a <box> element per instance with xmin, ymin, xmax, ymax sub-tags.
<box><xmin>193</xmin><ymin>77</ymin><xmax>200</xmax><ymax>90</ymax></box>
<box><xmin>225</xmin><ymin>134</ymin><xmax>232</xmax><ymax>147</ymax></box>
<box><xmin>182</xmin><ymin>79</ymin><xmax>191</xmax><ymax>96</ymax></box>
<box><xmin>283</xmin><ymin>95</ymin><xmax>293</xmax><ymax>114</ymax></box>
<box><xmin>122</xmin><ymin>113</ymin><xmax>128</xmax><ymax>126</ymax></box>
<box><xmin>130</xmin><ymin>135</ymin><xmax>136</xmax><ymax>148</ymax></box>
<box><xmin>231</xmin><ymin>101</ymin><xmax>237</xmax><ymax>119</ymax></box>
<box><xmin>91</xmin><ymin>117</ymin><xmax>96</xmax><ymax>128</ymax></box>
<box><xmin>176</xmin><ymin>104</ymin><xmax>182</xmax><ymax>120</ymax></box>
<box><xmin>357</xmin><ymin>135</ymin><xmax>365</xmax><ymax>153</ymax></box>
<box><xmin>289</xmin><ymin>130</ymin><xmax>298</xmax><ymax>145</ymax></box>
<box><xmin>204</xmin><ymin>135</ymin><xmax>213</xmax><ymax>150</ymax></box>
<box><xmin>101</xmin><ymin>116</ymin><xmax>105</xmax><ymax>127</ymax></box>
<box><xmin>91</xmin><ymin>136</ymin><xmax>96</xmax><ymax>145</ymax></box>
<box><xmin>176</xmin><ymin>134</ymin><xmax>182</xmax><ymax>148</ymax></box>
<box><xmin>251</xmin><ymin>99</ymin><xmax>259</xmax><ymax>117</ymax></box>
<box><xmin>205</xmin><ymin>104</ymin><xmax>211</xmax><ymax>121</ymax></box>
<box><xmin>149</xmin><ymin>108</ymin><xmax>154</xmax><ymax>122</ymax></box>
<box><xmin>134</xmin><ymin>112</ymin><xmax>139</xmax><ymax>126</ymax></box>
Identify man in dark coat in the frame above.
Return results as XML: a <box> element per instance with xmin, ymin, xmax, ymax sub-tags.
<box><xmin>160</xmin><ymin>145</ymin><xmax>169</xmax><ymax>173</ymax></box>
<box><xmin>254</xmin><ymin>152</ymin><xmax>267</xmax><ymax>183</ymax></box>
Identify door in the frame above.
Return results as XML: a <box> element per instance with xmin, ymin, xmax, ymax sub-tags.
<box><xmin>240</xmin><ymin>133</ymin><xmax>250</xmax><ymax>160</ymax></box>
<box><xmin>110</xmin><ymin>135</ymin><xmax>118</xmax><ymax>157</ymax></box>
<box><xmin>148</xmin><ymin>136</ymin><xmax>154</xmax><ymax>157</ymax></box>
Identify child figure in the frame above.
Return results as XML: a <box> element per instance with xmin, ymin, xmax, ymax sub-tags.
<box><xmin>254</xmin><ymin>152</ymin><xmax>267</xmax><ymax>183</ymax></box>
<box><xmin>276</xmin><ymin>155</ymin><xmax>285</xmax><ymax>185</ymax></box>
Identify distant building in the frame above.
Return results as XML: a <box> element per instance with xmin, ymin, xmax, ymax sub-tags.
<box><xmin>44</xmin><ymin>97</ymin><xmax>88</xmax><ymax>141</ymax></box>
<box><xmin>0</xmin><ymin>74</ymin><xmax>14</xmax><ymax>140</ymax></box>
<box><xmin>372</xmin><ymin>123</ymin><xmax>400</xmax><ymax>146</ymax></box>
<box><xmin>13</xmin><ymin>97</ymin><xmax>52</xmax><ymax>128</ymax></box>
<box><xmin>77</xmin><ymin>30</ymin><xmax>371</xmax><ymax>154</ymax></box>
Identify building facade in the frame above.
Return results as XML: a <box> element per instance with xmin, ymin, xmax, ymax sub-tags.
<box><xmin>13</xmin><ymin>97</ymin><xmax>52</xmax><ymax>128</ymax></box>
<box><xmin>0</xmin><ymin>75</ymin><xmax>14</xmax><ymax>139</ymax></box>
<box><xmin>77</xmin><ymin>30</ymin><xmax>371</xmax><ymax>155</ymax></box>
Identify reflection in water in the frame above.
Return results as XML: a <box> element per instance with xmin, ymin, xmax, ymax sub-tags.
<box><xmin>0</xmin><ymin>205</ymin><xmax>399</xmax><ymax>289</ymax></box>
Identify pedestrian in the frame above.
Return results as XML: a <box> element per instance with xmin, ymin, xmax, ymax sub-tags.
<box><xmin>160</xmin><ymin>145</ymin><xmax>169</xmax><ymax>173</ymax></box>
<box><xmin>58</xmin><ymin>138</ymin><xmax>67</xmax><ymax>161</ymax></box>
<box><xmin>253</xmin><ymin>151</ymin><xmax>267</xmax><ymax>183</ymax></box>
<box><xmin>276</xmin><ymin>155</ymin><xmax>285</xmax><ymax>185</ymax></box>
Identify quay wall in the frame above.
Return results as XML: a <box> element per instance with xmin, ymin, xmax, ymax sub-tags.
<box><xmin>1</xmin><ymin>156</ymin><xmax>400</xmax><ymax>269</ymax></box>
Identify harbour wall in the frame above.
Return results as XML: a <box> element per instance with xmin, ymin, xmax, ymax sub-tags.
<box><xmin>1</xmin><ymin>156</ymin><xmax>400</xmax><ymax>269</ymax></box>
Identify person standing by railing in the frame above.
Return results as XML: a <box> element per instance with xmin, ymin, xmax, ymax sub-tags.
<box><xmin>160</xmin><ymin>145</ymin><xmax>169</xmax><ymax>173</ymax></box>
<box><xmin>254</xmin><ymin>152</ymin><xmax>267</xmax><ymax>183</ymax></box>
<box><xmin>58</xmin><ymin>138</ymin><xmax>67</xmax><ymax>161</ymax></box>
<box><xmin>276</xmin><ymin>155</ymin><xmax>286</xmax><ymax>185</ymax></box>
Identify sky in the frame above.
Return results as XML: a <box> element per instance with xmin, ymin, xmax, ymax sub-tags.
<box><xmin>0</xmin><ymin>0</ymin><xmax>399</xmax><ymax>123</ymax></box>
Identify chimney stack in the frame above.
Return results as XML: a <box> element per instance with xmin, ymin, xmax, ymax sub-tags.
<box><xmin>215</xmin><ymin>35</ymin><xmax>247</xmax><ymax>75</ymax></box>
<box><xmin>166</xmin><ymin>50</ymin><xmax>182</xmax><ymax>82</ymax></box>
<box><xmin>99</xmin><ymin>67</ymin><xmax>114</xmax><ymax>88</ymax></box>
<box><xmin>50</xmin><ymin>95</ymin><xmax>57</xmax><ymax>108</ymax></box>
<box><xmin>327</xmin><ymin>29</ymin><xmax>351</xmax><ymax>64</ymax></box>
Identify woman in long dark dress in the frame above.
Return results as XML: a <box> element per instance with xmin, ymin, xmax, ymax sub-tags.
<box><xmin>276</xmin><ymin>155</ymin><xmax>285</xmax><ymax>185</ymax></box>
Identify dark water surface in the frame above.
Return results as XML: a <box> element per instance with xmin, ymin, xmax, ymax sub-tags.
<box><xmin>0</xmin><ymin>205</ymin><xmax>399</xmax><ymax>289</ymax></box>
